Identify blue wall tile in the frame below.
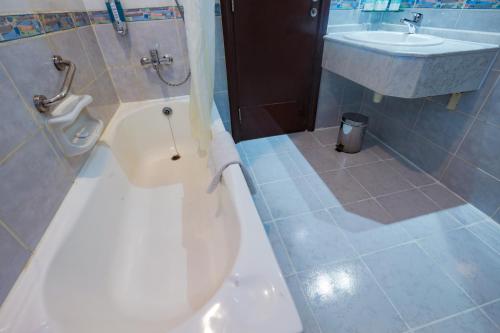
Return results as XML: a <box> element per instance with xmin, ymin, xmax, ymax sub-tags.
<box><xmin>456</xmin><ymin>10</ymin><xmax>500</xmax><ymax>33</ymax></box>
<box><xmin>464</xmin><ymin>0</ymin><xmax>500</xmax><ymax>9</ymax></box>
<box><xmin>0</xmin><ymin>11</ymin><xmax>120</xmax><ymax>308</ymax></box>
<box><xmin>478</xmin><ymin>75</ymin><xmax>500</xmax><ymax>126</ymax></box>
<box><xmin>49</xmin><ymin>29</ymin><xmax>96</xmax><ymax>92</ymax></box>
<box><xmin>414</xmin><ymin>101</ymin><xmax>474</xmax><ymax>153</ymax></box>
<box><xmin>77</xmin><ymin>26</ymin><xmax>107</xmax><ymax>77</ymax></box>
<box><xmin>455</xmin><ymin>70</ymin><xmax>500</xmax><ymax>116</ymax></box>
<box><xmin>214</xmin><ymin>92</ymin><xmax>230</xmax><ymax>123</ymax></box>
<box><xmin>214</xmin><ymin>56</ymin><xmax>228</xmax><ymax>93</ymax></box>
<box><xmin>0</xmin><ymin>65</ymin><xmax>38</xmax><ymax>160</ymax></box>
<box><xmin>457</xmin><ymin>119</ymin><xmax>500</xmax><ymax>179</ymax></box>
<box><xmin>400</xmin><ymin>132</ymin><xmax>453</xmax><ymax>179</ymax></box>
<box><xmin>0</xmin><ymin>132</ymin><xmax>73</xmax><ymax>249</ymax></box>
<box><xmin>0</xmin><ymin>37</ymin><xmax>64</xmax><ymax>110</ymax></box>
<box><xmin>415</xmin><ymin>0</ymin><xmax>465</xmax><ymax>8</ymax></box>
<box><xmin>383</xmin><ymin>96</ymin><xmax>424</xmax><ymax>128</ymax></box>
<box><xmin>0</xmin><ymin>225</ymin><xmax>30</xmax><ymax>304</ymax></box>
<box><xmin>441</xmin><ymin>157</ymin><xmax>500</xmax><ymax>216</ymax></box>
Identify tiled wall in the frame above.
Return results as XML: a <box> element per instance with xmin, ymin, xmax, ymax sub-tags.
<box><xmin>362</xmin><ymin>66</ymin><xmax>500</xmax><ymax>220</ymax></box>
<box><xmin>381</xmin><ymin>8</ymin><xmax>500</xmax><ymax>33</ymax></box>
<box><xmin>316</xmin><ymin>70</ymin><xmax>365</xmax><ymax>128</ymax></box>
<box><xmin>87</xmin><ymin>3</ymin><xmax>223</xmax><ymax>103</ymax></box>
<box><xmin>319</xmin><ymin>5</ymin><xmax>500</xmax><ymax>223</ymax></box>
<box><xmin>0</xmin><ymin>2</ymin><xmax>191</xmax><ymax>103</ymax></box>
<box><xmin>315</xmin><ymin>4</ymin><xmax>381</xmax><ymax>129</ymax></box>
<box><xmin>359</xmin><ymin>15</ymin><xmax>500</xmax><ymax>223</ymax></box>
<box><xmin>93</xmin><ymin>17</ymin><xmax>190</xmax><ymax>102</ymax></box>
<box><xmin>83</xmin><ymin>2</ymin><xmax>190</xmax><ymax>103</ymax></box>
<box><xmin>0</xmin><ymin>1</ymin><xmax>119</xmax><ymax>305</ymax></box>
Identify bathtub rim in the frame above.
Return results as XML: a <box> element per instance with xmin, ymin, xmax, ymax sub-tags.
<box><xmin>0</xmin><ymin>96</ymin><xmax>303</xmax><ymax>333</ymax></box>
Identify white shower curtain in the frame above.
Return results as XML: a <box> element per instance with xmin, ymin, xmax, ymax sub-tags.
<box><xmin>183</xmin><ymin>0</ymin><xmax>216</xmax><ymax>151</ymax></box>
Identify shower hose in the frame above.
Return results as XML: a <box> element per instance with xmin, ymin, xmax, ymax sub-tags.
<box><xmin>155</xmin><ymin>0</ymin><xmax>191</xmax><ymax>87</ymax></box>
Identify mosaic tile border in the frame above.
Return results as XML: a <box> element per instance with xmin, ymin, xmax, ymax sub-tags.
<box><xmin>88</xmin><ymin>6</ymin><xmax>183</xmax><ymax>25</ymax></box>
<box><xmin>414</xmin><ymin>0</ymin><xmax>465</xmax><ymax>9</ymax></box>
<box><xmin>0</xmin><ymin>15</ymin><xmax>43</xmax><ymax>41</ymax></box>
<box><xmin>1</xmin><ymin>5</ymin><xmax>222</xmax><ymax>43</ymax></box>
<box><xmin>0</xmin><ymin>12</ymin><xmax>92</xmax><ymax>42</ymax></box>
<box><xmin>332</xmin><ymin>0</ymin><xmax>361</xmax><ymax>10</ymax></box>
<box><xmin>400</xmin><ymin>0</ymin><xmax>418</xmax><ymax>8</ymax></box>
<box><xmin>463</xmin><ymin>0</ymin><xmax>500</xmax><ymax>8</ymax></box>
<box><xmin>332</xmin><ymin>0</ymin><xmax>499</xmax><ymax>9</ymax></box>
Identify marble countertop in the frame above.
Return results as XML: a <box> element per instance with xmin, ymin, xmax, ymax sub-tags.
<box><xmin>324</xmin><ymin>32</ymin><xmax>499</xmax><ymax>58</ymax></box>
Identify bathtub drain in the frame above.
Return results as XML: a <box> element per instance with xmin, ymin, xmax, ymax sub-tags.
<box><xmin>162</xmin><ymin>107</ymin><xmax>181</xmax><ymax>161</ymax></box>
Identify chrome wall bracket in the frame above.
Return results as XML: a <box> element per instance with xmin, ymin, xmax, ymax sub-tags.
<box><xmin>33</xmin><ymin>55</ymin><xmax>76</xmax><ymax>113</ymax></box>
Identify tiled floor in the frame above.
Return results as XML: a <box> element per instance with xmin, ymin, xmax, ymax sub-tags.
<box><xmin>237</xmin><ymin>127</ymin><xmax>500</xmax><ymax>333</ymax></box>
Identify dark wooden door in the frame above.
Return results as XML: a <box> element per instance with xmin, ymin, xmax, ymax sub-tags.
<box><xmin>221</xmin><ymin>0</ymin><xmax>331</xmax><ymax>142</ymax></box>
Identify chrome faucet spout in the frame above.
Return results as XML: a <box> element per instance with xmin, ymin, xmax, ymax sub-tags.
<box><xmin>400</xmin><ymin>12</ymin><xmax>423</xmax><ymax>34</ymax></box>
<box><xmin>402</xmin><ymin>21</ymin><xmax>416</xmax><ymax>34</ymax></box>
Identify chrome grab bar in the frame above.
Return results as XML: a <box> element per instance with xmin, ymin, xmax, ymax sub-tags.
<box><xmin>33</xmin><ymin>55</ymin><xmax>76</xmax><ymax>113</ymax></box>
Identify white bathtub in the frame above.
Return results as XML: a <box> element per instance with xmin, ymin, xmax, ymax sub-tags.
<box><xmin>0</xmin><ymin>96</ymin><xmax>302</xmax><ymax>333</ymax></box>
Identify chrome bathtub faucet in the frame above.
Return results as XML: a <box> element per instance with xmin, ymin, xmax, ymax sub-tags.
<box><xmin>140</xmin><ymin>49</ymin><xmax>174</xmax><ymax>70</ymax></box>
<box><xmin>400</xmin><ymin>12</ymin><xmax>423</xmax><ymax>34</ymax></box>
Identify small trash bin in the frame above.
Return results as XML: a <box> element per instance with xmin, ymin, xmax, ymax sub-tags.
<box><xmin>336</xmin><ymin>112</ymin><xmax>369</xmax><ymax>154</ymax></box>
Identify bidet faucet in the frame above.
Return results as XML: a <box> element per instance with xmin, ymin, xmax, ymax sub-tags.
<box><xmin>400</xmin><ymin>12</ymin><xmax>423</xmax><ymax>34</ymax></box>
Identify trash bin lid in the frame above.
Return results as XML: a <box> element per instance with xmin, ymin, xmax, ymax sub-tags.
<box><xmin>342</xmin><ymin>112</ymin><xmax>369</xmax><ymax>127</ymax></box>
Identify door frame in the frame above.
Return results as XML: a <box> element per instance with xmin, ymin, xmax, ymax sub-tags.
<box><xmin>220</xmin><ymin>0</ymin><xmax>332</xmax><ymax>143</ymax></box>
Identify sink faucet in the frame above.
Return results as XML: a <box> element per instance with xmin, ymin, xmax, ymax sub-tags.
<box><xmin>400</xmin><ymin>12</ymin><xmax>423</xmax><ymax>34</ymax></box>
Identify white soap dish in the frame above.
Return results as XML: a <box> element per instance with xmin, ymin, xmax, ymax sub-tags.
<box><xmin>47</xmin><ymin>94</ymin><xmax>103</xmax><ymax>157</ymax></box>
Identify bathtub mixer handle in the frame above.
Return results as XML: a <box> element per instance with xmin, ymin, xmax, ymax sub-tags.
<box><xmin>140</xmin><ymin>49</ymin><xmax>174</xmax><ymax>69</ymax></box>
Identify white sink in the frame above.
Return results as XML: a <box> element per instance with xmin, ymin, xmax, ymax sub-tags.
<box><xmin>343</xmin><ymin>31</ymin><xmax>444</xmax><ymax>47</ymax></box>
<box><xmin>323</xmin><ymin>31</ymin><xmax>499</xmax><ymax>98</ymax></box>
